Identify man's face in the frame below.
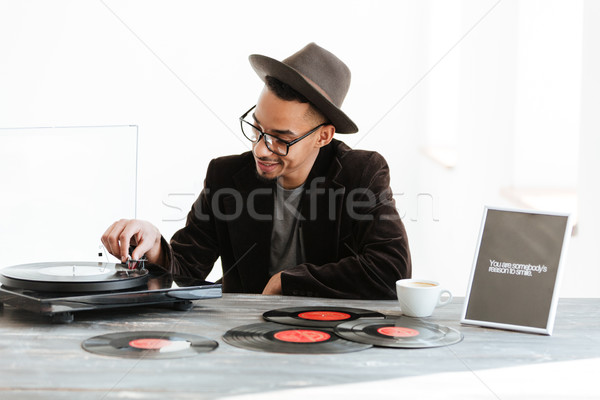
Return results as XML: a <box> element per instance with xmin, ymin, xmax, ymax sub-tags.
<box><xmin>250</xmin><ymin>88</ymin><xmax>326</xmax><ymax>189</ymax></box>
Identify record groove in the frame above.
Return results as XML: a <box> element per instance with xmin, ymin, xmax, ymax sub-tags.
<box><xmin>263</xmin><ymin>306</ymin><xmax>385</xmax><ymax>328</ymax></box>
<box><xmin>0</xmin><ymin>262</ymin><xmax>148</xmax><ymax>292</ymax></box>
<box><xmin>82</xmin><ymin>331</ymin><xmax>218</xmax><ymax>359</ymax></box>
<box><xmin>334</xmin><ymin>317</ymin><xmax>463</xmax><ymax>348</ymax></box>
<box><xmin>223</xmin><ymin>322</ymin><xmax>371</xmax><ymax>354</ymax></box>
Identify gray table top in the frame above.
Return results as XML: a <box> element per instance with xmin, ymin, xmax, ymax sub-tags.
<box><xmin>0</xmin><ymin>294</ymin><xmax>599</xmax><ymax>399</ymax></box>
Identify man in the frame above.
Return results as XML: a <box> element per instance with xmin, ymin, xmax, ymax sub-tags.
<box><xmin>102</xmin><ymin>43</ymin><xmax>411</xmax><ymax>299</ymax></box>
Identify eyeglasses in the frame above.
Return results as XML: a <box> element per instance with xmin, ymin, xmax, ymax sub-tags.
<box><xmin>239</xmin><ymin>105</ymin><xmax>328</xmax><ymax>157</ymax></box>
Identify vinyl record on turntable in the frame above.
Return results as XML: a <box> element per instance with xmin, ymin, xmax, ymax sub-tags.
<box><xmin>223</xmin><ymin>322</ymin><xmax>371</xmax><ymax>354</ymax></box>
<box><xmin>82</xmin><ymin>331</ymin><xmax>218</xmax><ymax>359</ymax></box>
<box><xmin>0</xmin><ymin>262</ymin><xmax>148</xmax><ymax>292</ymax></box>
<box><xmin>334</xmin><ymin>317</ymin><xmax>463</xmax><ymax>349</ymax></box>
<box><xmin>263</xmin><ymin>306</ymin><xmax>385</xmax><ymax>328</ymax></box>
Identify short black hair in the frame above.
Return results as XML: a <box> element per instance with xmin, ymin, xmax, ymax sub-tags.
<box><xmin>265</xmin><ymin>76</ymin><xmax>327</xmax><ymax>124</ymax></box>
<box><xmin>265</xmin><ymin>75</ymin><xmax>309</xmax><ymax>103</ymax></box>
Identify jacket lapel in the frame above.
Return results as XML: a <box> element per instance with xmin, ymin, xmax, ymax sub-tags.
<box><xmin>300</xmin><ymin>142</ymin><xmax>345</xmax><ymax>265</ymax></box>
<box><xmin>224</xmin><ymin>160</ymin><xmax>274</xmax><ymax>293</ymax></box>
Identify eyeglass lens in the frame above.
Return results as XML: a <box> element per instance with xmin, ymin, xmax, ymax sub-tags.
<box><xmin>241</xmin><ymin>121</ymin><xmax>288</xmax><ymax>156</ymax></box>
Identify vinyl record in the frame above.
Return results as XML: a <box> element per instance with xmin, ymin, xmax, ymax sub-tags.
<box><xmin>223</xmin><ymin>322</ymin><xmax>371</xmax><ymax>354</ymax></box>
<box><xmin>0</xmin><ymin>262</ymin><xmax>148</xmax><ymax>292</ymax></box>
<box><xmin>82</xmin><ymin>331</ymin><xmax>218</xmax><ymax>359</ymax></box>
<box><xmin>263</xmin><ymin>306</ymin><xmax>385</xmax><ymax>328</ymax></box>
<box><xmin>334</xmin><ymin>317</ymin><xmax>463</xmax><ymax>349</ymax></box>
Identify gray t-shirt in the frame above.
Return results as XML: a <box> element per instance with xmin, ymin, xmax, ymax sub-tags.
<box><xmin>269</xmin><ymin>184</ymin><xmax>306</xmax><ymax>275</ymax></box>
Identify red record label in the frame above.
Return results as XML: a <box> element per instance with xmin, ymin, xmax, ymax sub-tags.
<box><xmin>377</xmin><ymin>327</ymin><xmax>420</xmax><ymax>337</ymax></box>
<box><xmin>129</xmin><ymin>338</ymin><xmax>174</xmax><ymax>350</ymax></box>
<box><xmin>273</xmin><ymin>329</ymin><xmax>331</xmax><ymax>343</ymax></box>
<box><xmin>297</xmin><ymin>311</ymin><xmax>352</xmax><ymax>321</ymax></box>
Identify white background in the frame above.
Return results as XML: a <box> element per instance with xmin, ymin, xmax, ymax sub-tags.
<box><xmin>0</xmin><ymin>0</ymin><xmax>598</xmax><ymax>297</ymax></box>
<box><xmin>0</xmin><ymin>126</ymin><xmax>137</xmax><ymax>267</ymax></box>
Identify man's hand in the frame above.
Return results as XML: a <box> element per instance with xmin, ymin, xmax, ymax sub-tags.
<box><xmin>262</xmin><ymin>272</ymin><xmax>282</xmax><ymax>295</ymax></box>
<box><xmin>101</xmin><ymin>219</ymin><xmax>164</xmax><ymax>265</ymax></box>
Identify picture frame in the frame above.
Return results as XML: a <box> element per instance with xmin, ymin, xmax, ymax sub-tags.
<box><xmin>461</xmin><ymin>206</ymin><xmax>573</xmax><ymax>335</ymax></box>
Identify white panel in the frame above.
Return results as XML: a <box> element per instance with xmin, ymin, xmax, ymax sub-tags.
<box><xmin>513</xmin><ymin>0</ymin><xmax>583</xmax><ymax>187</ymax></box>
<box><xmin>0</xmin><ymin>126</ymin><xmax>137</xmax><ymax>267</ymax></box>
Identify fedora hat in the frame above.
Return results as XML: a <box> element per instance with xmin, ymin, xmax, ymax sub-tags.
<box><xmin>249</xmin><ymin>43</ymin><xmax>358</xmax><ymax>134</ymax></box>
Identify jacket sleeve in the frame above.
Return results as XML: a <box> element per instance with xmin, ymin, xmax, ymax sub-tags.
<box><xmin>160</xmin><ymin>160</ymin><xmax>220</xmax><ymax>282</ymax></box>
<box><xmin>280</xmin><ymin>152</ymin><xmax>411</xmax><ymax>300</ymax></box>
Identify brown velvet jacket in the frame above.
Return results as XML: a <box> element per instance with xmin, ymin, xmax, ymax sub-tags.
<box><xmin>163</xmin><ymin>139</ymin><xmax>411</xmax><ymax>299</ymax></box>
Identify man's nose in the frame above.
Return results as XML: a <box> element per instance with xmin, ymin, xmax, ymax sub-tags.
<box><xmin>253</xmin><ymin>135</ymin><xmax>274</xmax><ymax>158</ymax></box>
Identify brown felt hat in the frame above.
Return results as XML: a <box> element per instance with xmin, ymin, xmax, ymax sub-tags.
<box><xmin>249</xmin><ymin>43</ymin><xmax>358</xmax><ymax>134</ymax></box>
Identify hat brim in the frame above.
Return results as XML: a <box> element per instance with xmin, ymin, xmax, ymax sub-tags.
<box><xmin>249</xmin><ymin>54</ymin><xmax>358</xmax><ymax>134</ymax></box>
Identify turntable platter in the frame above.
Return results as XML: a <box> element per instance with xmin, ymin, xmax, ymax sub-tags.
<box><xmin>0</xmin><ymin>262</ymin><xmax>149</xmax><ymax>292</ymax></box>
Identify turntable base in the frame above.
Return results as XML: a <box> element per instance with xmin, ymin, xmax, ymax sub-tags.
<box><xmin>0</xmin><ymin>261</ymin><xmax>222</xmax><ymax>322</ymax></box>
<box><xmin>0</xmin><ymin>283</ymin><xmax>222</xmax><ymax>323</ymax></box>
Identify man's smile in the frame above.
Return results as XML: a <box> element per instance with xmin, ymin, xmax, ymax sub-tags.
<box><xmin>256</xmin><ymin>158</ymin><xmax>281</xmax><ymax>174</ymax></box>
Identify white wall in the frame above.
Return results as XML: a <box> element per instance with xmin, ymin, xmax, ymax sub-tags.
<box><xmin>0</xmin><ymin>0</ymin><xmax>596</xmax><ymax>296</ymax></box>
<box><xmin>572</xmin><ymin>0</ymin><xmax>600</xmax><ymax>296</ymax></box>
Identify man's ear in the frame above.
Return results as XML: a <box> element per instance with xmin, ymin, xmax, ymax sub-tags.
<box><xmin>315</xmin><ymin>125</ymin><xmax>335</xmax><ymax>148</ymax></box>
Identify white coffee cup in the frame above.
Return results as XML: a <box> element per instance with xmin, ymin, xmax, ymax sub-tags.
<box><xmin>396</xmin><ymin>279</ymin><xmax>453</xmax><ymax>317</ymax></box>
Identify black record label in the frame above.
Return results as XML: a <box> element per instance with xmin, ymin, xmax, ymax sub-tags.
<box><xmin>82</xmin><ymin>331</ymin><xmax>218</xmax><ymax>359</ymax></box>
<box><xmin>223</xmin><ymin>322</ymin><xmax>371</xmax><ymax>354</ymax></box>
<box><xmin>334</xmin><ymin>317</ymin><xmax>464</xmax><ymax>349</ymax></box>
<box><xmin>263</xmin><ymin>306</ymin><xmax>385</xmax><ymax>328</ymax></box>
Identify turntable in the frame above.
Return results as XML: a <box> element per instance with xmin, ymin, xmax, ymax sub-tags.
<box><xmin>0</xmin><ymin>261</ymin><xmax>221</xmax><ymax>323</ymax></box>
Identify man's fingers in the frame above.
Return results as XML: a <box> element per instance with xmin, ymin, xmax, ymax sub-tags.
<box><xmin>101</xmin><ymin>219</ymin><xmax>132</xmax><ymax>261</ymax></box>
<box><xmin>118</xmin><ymin>221</ymin><xmax>142</xmax><ymax>263</ymax></box>
<box><xmin>120</xmin><ymin>223</ymin><xmax>158</xmax><ymax>262</ymax></box>
<box><xmin>101</xmin><ymin>220</ymin><xmax>124</xmax><ymax>259</ymax></box>
<box><xmin>101</xmin><ymin>219</ymin><xmax>161</xmax><ymax>264</ymax></box>
<box><xmin>131</xmin><ymin>234</ymin><xmax>152</xmax><ymax>261</ymax></box>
